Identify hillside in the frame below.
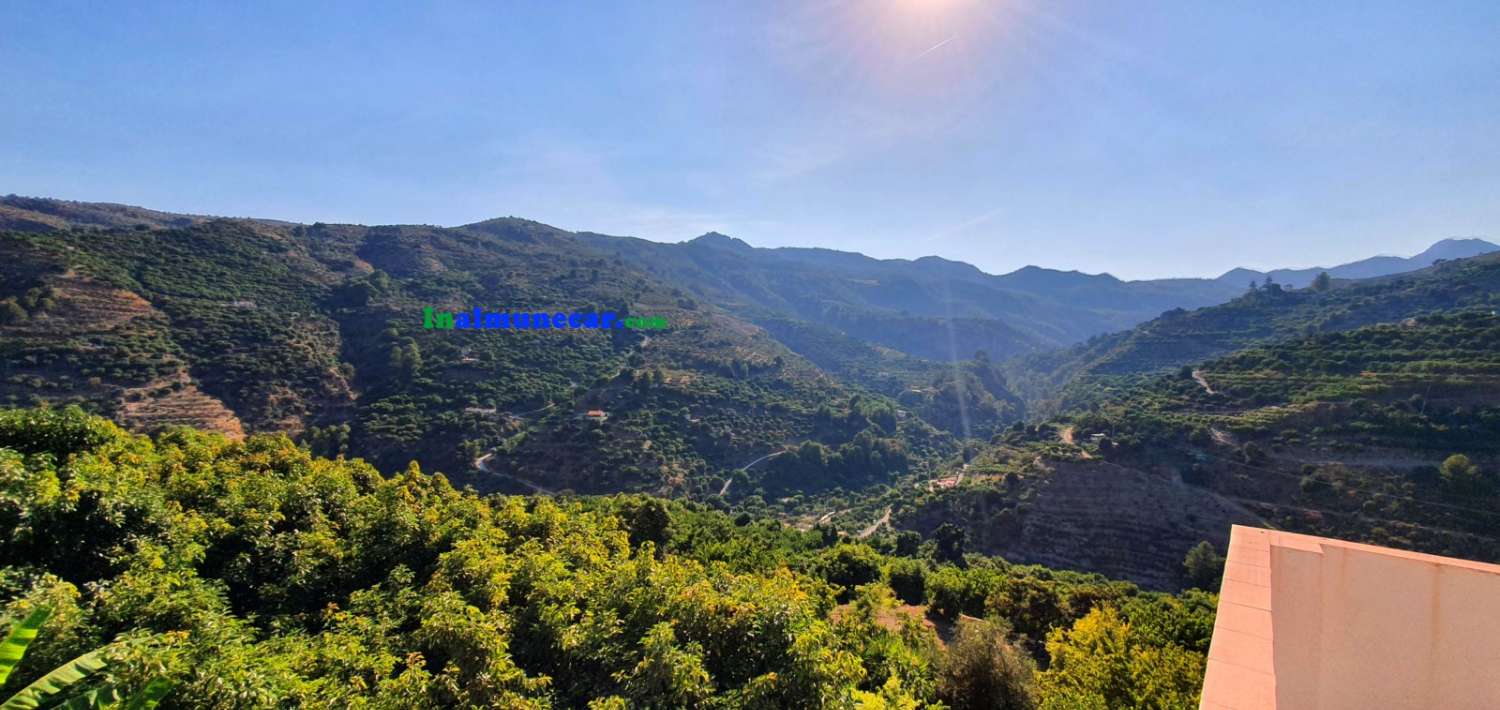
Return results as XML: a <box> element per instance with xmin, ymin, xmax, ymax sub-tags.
<box><xmin>575</xmin><ymin>231</ymin><xmax>1245</xmax><ymax>362</ymax></box>
<box><xmin>0</xmin><ymin>193</ymin><xmax>292</xmax><ymax>232</ymax></box>
<box><xmin>0</xmin><ymin>407</ymin><xmax>1216</xmax><ymax>708</ymax></box>
<box><xmin>0</xmin><ymin>214</ymin><xmax>966</xmax><ymax>499</ymax></box>
<box><xmin>1009</xmin><ymin>252</ymin><xmax>1500</xmax><ymax>412</ymax></box>
<box><xmin>899</xmin><ymin>309</ymin><xmax>1500</xmax><ymax>589</ymax></box>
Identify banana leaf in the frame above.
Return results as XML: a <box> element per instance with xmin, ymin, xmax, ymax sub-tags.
<box><xmin>0</xmin><ymin>608</ymin><xmax>51</xmax><ymax>687</ymax></box>
<box><xmin>122</xmin><ymin>678</ymin><xmax>174</xmax><ymax>709</ymax></box>
<box><xmin>0</xmin><ymin>648</ymin><xmax>107</xmax><ymax>710</ymax></box>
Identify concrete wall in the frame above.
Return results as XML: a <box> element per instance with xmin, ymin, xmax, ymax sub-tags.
<box><xmin>1203</xmin><ymin>526</ymin><xmax>1500</xmax><ymax>709</ymax></box>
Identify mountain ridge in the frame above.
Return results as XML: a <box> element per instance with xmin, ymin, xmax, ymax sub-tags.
<box><xmin>1215</xmin><ymin>237</ymin><xmax>1500</xmax><ymax>288</ymax></box>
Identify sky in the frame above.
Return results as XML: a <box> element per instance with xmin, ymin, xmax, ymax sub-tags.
<box><xmin>3</xmin><ymin>1</ymin><xmax>1499</xmax><ymax>280</ymax></box>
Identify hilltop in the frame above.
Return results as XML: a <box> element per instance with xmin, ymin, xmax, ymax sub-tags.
<box><xmin>1217</xmin><ymin>237</ymin><xmax>1499</xmax><ymax>289</ymax></box>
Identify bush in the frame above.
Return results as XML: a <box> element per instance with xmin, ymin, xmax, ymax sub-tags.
<box><xmin>927</xmin><ymin>566</ymin><xmax>970</xmax><ymax>620</ymax></box>
<box><xmin>886</xmin><ymin>558</ymin><xmax>927</xmax><ymax>605</ymax></box>
<box><xmin>1183</xmin><ymin>541</ymin><xmax>1225</xmax><ymax>590</ymax></box>
<box><xmin>820</xmin><ymin>544</ymin><xmax>883</xmax><ymax>601</ymax></box>
<box><xmin>937</xmin><ymin>617</ymin><xmax>1037</xmax><ymax>710</ymax></box>
<box><xmin>933</xmin><ymin>523</ymin><xmax>967</xmax><ymax>565</ymax></box>
<box><xmin>0</xmin><ymin>299</ymin><xmax>26</xmax><ymax>324</ymax></box>
<box><xmin>1441</xmin><ymin>453</ymin><xmax>1486</xmax><ymax>494</ymax></box>
<box><xmin>1039</xmin><ymin>607</ymin><xmax>1204</xmax><ymax>709</ymax></box>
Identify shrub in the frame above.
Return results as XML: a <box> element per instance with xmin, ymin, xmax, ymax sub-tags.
<box><xmin>886</xmin><ymin>559</ymin><xmax>927</xmax><ymax>606</ymax></box>
<box><xmin>937</xmin><ymin>617</ymin><xmax>1036</xmax><ymax>710</ymax></box>
<box><xmin>1440</xmin><ymin>454</ymin><xmax>1486</xmax><ymax>494</ymax></box>
<box><xmin>1182</xmin><ymin>541</ymin><xmax>1225</xmax><ymax>590</ymax></box>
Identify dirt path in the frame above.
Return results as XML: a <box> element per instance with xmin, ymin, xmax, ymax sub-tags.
<box><xmin>1192</xmin><ymin>369</ymin><xmax>1216</xmax><ymax>395</ymax></box>
<box><xmin>510</xmin><ymin>401</ymin><xmax>555</xmax><ymax>418</ymax></box>
<box><xmin>718</xmin><ymin>450</ymin><xmax>785</xmax><ymax>496</ymax></box>
<box><xmin>1059</xmin><ymin>426</ymin><xmax>1094</xmax><ymax>459</ymax></box>
<box><xmin>801</xmin><ymin>507</ymin><xmax>850</xmax><ymax>530</ymax></box>
<box><xmin>856</xmin><ymin>507</ymin><xmax>892</xmax><ymax>539</ymax></box>
<box><xmin>475</xmin><ymin>452</ymin><xmax>555</xmax><ymax>495</ymax></box>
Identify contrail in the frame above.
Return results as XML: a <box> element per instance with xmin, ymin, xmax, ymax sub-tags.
<box><xmin>912</xmin><ymin>35</ymin><xmax>956</xmax><ymax>61</ymax></box>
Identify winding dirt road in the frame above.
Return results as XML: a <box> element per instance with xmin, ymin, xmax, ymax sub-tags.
<box><xmin>475</xmin><ymin>452</ymin><xmax>555</xmax><ymax>495</ymax></box>
<box><xmin>718</xmin><ymin>450</ymin><xmax>786</xmax><ymax>496</ymax></box>
<box><xmin>1192</xmin><ymin>369</ymin><xmax>1216</xmax><ymax>395</ymax></box>
<box><xmin>856</xmin><ymin>507</ymin><xmax>892</xmax><ymax>539</ymax></box>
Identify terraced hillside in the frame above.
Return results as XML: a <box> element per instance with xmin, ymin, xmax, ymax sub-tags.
<box><xmin>0</xmin><ymin>209</ymin><xmax>968</xmax><ymax>496</ymax></box>
<box><xmin>754</xmin><ymin>315</ymin><xmax>1025</xmax><ymax>439</ymax></box>
<box><xmin>1008</xmin><ymin>253</ymin><xmax>1500</xmax><ymax>413</ymax></box>
<box><xmin>903</xmin><ymin>309</ymin><xmax>1500</xmax><ymax>589</ymax></box>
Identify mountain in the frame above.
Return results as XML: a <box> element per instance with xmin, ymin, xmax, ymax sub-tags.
<box><xmin>0</xmin><ymin>206</ymin><xmax>962</xmax><ymax>501</ymax></box>
<box><xmin>7</xmin><ymin>194</ymin><xmax>1499</xmax><ymax>594</ymax></box>
<box><xmin>889</xmin><ymin>308</ymin><xmax>1500</xmax><ymax>589</ymax></box>
<box><xmin>576</xmin><ymin>231</ymin><xmax>1246</xmax><ymax>363</ymax></box>
<box><xmin>0</xmin><ymin>193</ymin><xmax>292</xmax><ymax>232</ymax></box>
<box><xmin>1008</xmin><ymin>251</ymin><xmax>1500</xmax><ymax>411</ymax></box>
<box><xmin>1217</xmin><ymin>238</ymin><xmax>1500</xmax><ymax>289</ymax></box>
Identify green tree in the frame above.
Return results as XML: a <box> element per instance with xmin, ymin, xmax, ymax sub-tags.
<box><xmin>1038</xmin><ymin>606</ymin><xmax>1204</xmax><ymax>710</ymax></box>
<box><xmin>1441</xmin><ymin>453</ymin><xmax>1485</xmax><ymax>493</ymax></box>
<box><xmin>1311</xmin><ymin>271</ymin><xmax>1332</xmax><ymax>292</ymax></box>
<box><xmin>623</xmin><ymin>497</ymin><xmax>672</xmax><ymax>553</ymax></box>
<box><xmin>894</xmin><ymin>531</ymin><xmax>922</xmax><ymax>558</ymax></box>
<box><xmin>821</xmin><ymin>544</ymin><xmax>884</xmax><ymax>601</ymax></box>
<box><xmin>1183</xmin><ymin>541</ymin><xmax>1225</xmax><ymax>590</ymax></box>
<box><xmin>937</xmin><ymin>617</ymin><xmax>1036</xmax><ymax>710</ymax></box>
<box><xmin>886</xmin><ymin>559</ymin><xmax>927</xmax><ymax>606</ymax></box>
<box><xmin>614</xmin><ymin>623</ymin><xmax>712</xmax><ymax>708</ymax></box>
<box><xmin>933</xmin><ymin>524</ymin><xmax>967</xmax><ymax>566</ymax></box>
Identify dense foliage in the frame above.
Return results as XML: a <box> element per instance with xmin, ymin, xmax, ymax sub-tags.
<box><xmin>1</xmin><ymin>408</ymin><xmax>1214</xmax><ymax>708</ymax></box>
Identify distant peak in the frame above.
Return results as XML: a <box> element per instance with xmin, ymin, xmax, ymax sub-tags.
<box><xmin>687</xmin><ymin>232</ymin><xmax>753</xmax><ymax>251</ymax></box>
<box><xmin>1000</xmin><ymin>264</ymin><xmax>1121</xmax><ymax>284</ymax></box>
<box><xmin>1419</xmin><ymin>237</ymin><xmax>1500</xmax><ymax>259</ymax></box>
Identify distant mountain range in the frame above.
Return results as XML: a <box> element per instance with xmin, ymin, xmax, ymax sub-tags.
<box><xmin>578</xmin><ymin>227</ymin><xmax>1496</xmax><ymax>362</ymax></box>
<box><xmin>577</xmin><ymin>229</ymin><xmax>1240</xmax><ymax>361</ymax></box>
<box><xmin>1215</xmin><ymin>238</ymin><xmax>1499</xmax><ymax>289</ymax></box>
<box><xmin>3</xmin><ymin>192</ymin><xmax>1494</xmax><ymax>367</ymax></box>
<box><xmin>1007</xmin><ymin>249</ymin><xmax>1500</xmax><ymax>412</ymax></box>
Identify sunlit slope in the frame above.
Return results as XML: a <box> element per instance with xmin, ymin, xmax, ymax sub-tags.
<box><xmin>1009</xmin><ymin>253</ymin><xmax>1500</xmax><ymax>411</ymax></box>
<box><xmin>0</xmin><ymin>217</ymin><xmax>956</xmax><ymax>496</ymax></box>
<box><xmin>907</xmin><ymin>309</ymin><xmax>1500</xmax><ymax>589</ymax></box>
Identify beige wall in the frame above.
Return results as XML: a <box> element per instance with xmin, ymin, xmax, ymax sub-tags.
<box><xmin>1202</xmin><ymin>526</ymin><xmax>1500</xmax><ymax>709</ymax></box>
<box><xmin>1272</xmin><ymin>542</ymin><xmax>1500</xmax><ymax>709</ymax></box>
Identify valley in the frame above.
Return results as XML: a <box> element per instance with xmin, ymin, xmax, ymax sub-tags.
<box><xmin>3</xmin><ymin>195</ymin><xmax>1499</xmax><ymax>593</ymax></box>
<box><xmin>3</xmin><ymin>195</ymin><xmax>1498</xmax><ymax>708</ymax></box>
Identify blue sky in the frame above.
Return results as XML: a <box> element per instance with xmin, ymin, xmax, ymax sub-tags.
<box><xmin>3</xmin><ymin>1</ymin><xmax>1498</xmax><ymax>279</ymax></box>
